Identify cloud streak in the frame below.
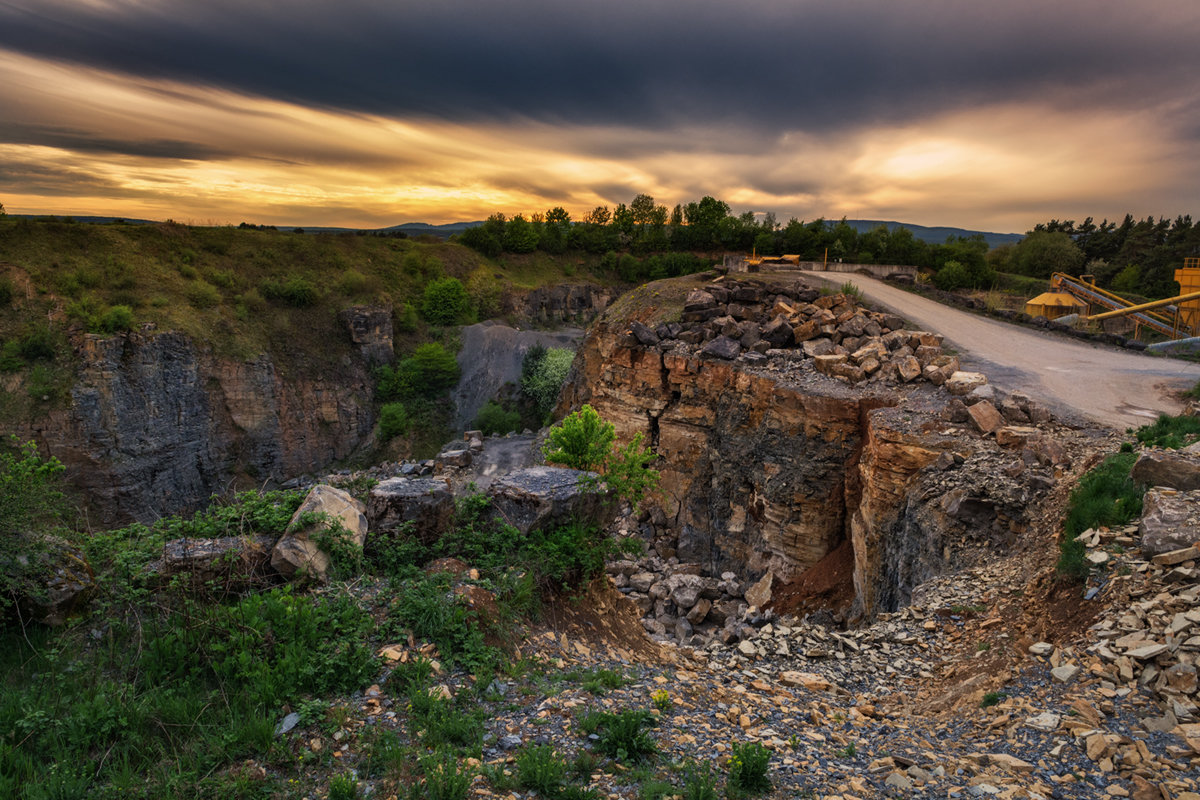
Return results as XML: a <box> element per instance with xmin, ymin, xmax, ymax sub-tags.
<box><xmin>0</xmin><ymin>1</ymin><xmax>1197</xmax><ymax>229</ymax></box>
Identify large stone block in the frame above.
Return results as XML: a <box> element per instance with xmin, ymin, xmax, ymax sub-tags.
<box><xmin>367</xmin><ymin>477</ymin><xmax>455</xmax><ymax>543</ymax></box>
<box><xmin>1132</xmin><ymin>451</ymin><xmax>1200</xmax><ymax>491</ymax></box>
<box><xmin>487</xmin><ymin>466</ymin><xmax>615</xmax><ymax>535</ymax></box>
<box><xmin>272</xmin><ymin>484</ymin><xmax>369</xmax><ymax>582</ymax></box>
<box><xmin>946</xmin><ymin>371</ymin><xmax>988</xmax><ymax>396</ymax></box>
<box><xmin>1140</xmin><ymin>488</ymin><xmax>1200</xmax><ymax>557</ymax></box>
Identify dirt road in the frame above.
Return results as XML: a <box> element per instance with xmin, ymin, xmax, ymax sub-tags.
<box><xmin>802</xmin><ymin>271</ymin><xmax>1200</xmax><ymax>430</ymax></box>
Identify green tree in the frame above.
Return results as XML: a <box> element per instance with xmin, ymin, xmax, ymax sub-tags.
<box><xmin>1010</xmin><ymin>230</ymin><xmax>1085</xmax><ymax>278</ymax></box>
<box><xmin>503</xmin><ymin>214</ymin><xmax>539</xmax><ymax>254</ymax></box>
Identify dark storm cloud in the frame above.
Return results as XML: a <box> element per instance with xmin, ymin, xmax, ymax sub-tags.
<box><xmin>0</xmin><ymin>122</ymin><xmax>234</xmax><ymax>160</ymax></box>
<box><xmin>0</xmin><ymin>159</ymin><xmax>141</xmax><ymax>198</ymax></box>
<box><xmin>1</xmin><ymin>0</ymin><xmax>1197</xmax><ymax>132</ymax></box>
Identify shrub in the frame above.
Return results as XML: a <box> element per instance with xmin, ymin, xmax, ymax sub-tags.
<box><xmin>933</xmin><ymin>260</ymin><xmax>970</xmax><ymax>291</ymax></box>
<box><xmin>587</xmin><ymin>709</ymin><xmax>657</xmax><ymax>763</ymax></box>
<box><xmin>543</xmin><ymin>405</ymin><xmax>660</xmax><ymax>510</ymax></box>
<box><xmin>680</xmin><ymin>762</ymin><xmax>719</xmax><ymax>800</ymax></box>
<box><xmin>421</xmin><ymin>277</ymin><xmax>473</xmax><ymax>325</ymax></box>
<box><xmin>377</xmin><ymin>343</ymin><xmax>460</xmax><ymax>402</ymax></box>
<box><xmin>328</xmin><ymin>775</ymin><xmax>360</xmax><ymax>800</ymax></box>
<box><xmin>521</xmin><ymin>346</ymin><xmax>575</xmax><ymax>420</ymax></box>
<box><xmin>417</xmin><ymin>748</ymin><xmax>473</xmax><ymax>800</ymax></box>
<box><xmin>99</xmin><ymin>305</ymin><xmax>134</xmax><ymax>333</ymax></box>
<box><xmin>261</xmin><ymin>276</ymin><xmax>318</xmax><ymax>307</ymax></box>
<box><xmin>0</xmin><ymin>277</ymin><xmax>13</xmax><ymax>306</ymax></box>
<box><xmin>473</xmin><ymin>400</ymin><xmax>521</xmax><ymax>435</ymax></box>
<box><xmin>0</xmin><ymin>438</ymin><xmax>68</xmax><ymax>609</ymax></box>
<box><xmin>186</xmin><ymin>280</ymin><xmax>221</xmax><ymax>309</ymax></box>
<box><xmin>377</xmin><ymin>401</ymin><xmax>411</xmax><ymax>441</ymax></box>
<box><xmin>395</xmin><ymin>303</ymin><xmax>420</xmax><ymax>333</ymax></box>
<box><xmin>727</xmin><ymin>741</ymin><xmax>772</xmax><ymax>795</ymax></box>
<box><xmin>16</xmin><ymin>324</ymin><xmax>56</xmax><ymax>361</ymax></box>
<box><xmin>1136</xmin><ymin>414</ymin><xmax>1200</xmax><ymax>449</ymax></box>
<box><xmin>338</xmin><ymin>269</ymin><xmax>369</xmax><ymax>296</ymax></box>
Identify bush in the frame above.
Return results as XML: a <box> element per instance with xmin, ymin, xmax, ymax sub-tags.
<box><xmin>521</xmin><ymin>346</ymin><xmax>575</xmax><ymax>420</ymax></box>
<box><xmin>586</xmin><ymin>709</ymin><xmax>657</xmax><ymax>763</ymax></box>
<box><xmin>473</xmin><ymin>400</ymin><xmax>521</xmax><ymax>435</ymax></box>
<box><xmin>933</xmin><ymin>260</ymin><xmax>970</xmax><ymax>291</ymax></box>
<box><xmin>186</xmin><ymin>280</ymin><xmax>221</xmax><ymax>308</ymax></box>
<box><xmin>1136</xmin><ymin>414</ymin><xmax>1200</xmax><ymax>449</ymax></box>
<box><xmin>377</xmin><ymin>401</ymin><xmax>411</xmax><ymax>441</ymax></box>
<box><xmin>517</xmin><ymin>744</ymin><xmax>567</xmax><ymax>796</ymax></box>
<box><xmin>421</xmin><ymin>277</ymin><xmax>473</xmax><ymax>325</ymax></box>
<box><xmin>261</xmin><ymin>276</ymin><xmax>318</xmax><ymax>307</ymax></box>
<box><xmin>376</xmin><ymin>343</ymin><xmax>460</xmax><ymax>401</ymax></box>
<box><xmin>15</xmin><ymin>324</ymin><xmax>56</xmax><ymax>362</ymax></box>
<box><xmin>0</xmin><ymin>277</ymin><xmax>13</xmax><ymax>306</ymax></box>
<box><xmin>99</xmin><ymin>305</ymin><xmax>134</xmax><ymax>333</ymax></box>
<box><xmin>542</xmin><ymin>405</ymin><xmax>660</xmax><ymax>510</ymax></box>
<box><xmin>0</xmin><ymin>439</ymin><xmax>68</xmax><ymax>609</ymax></box>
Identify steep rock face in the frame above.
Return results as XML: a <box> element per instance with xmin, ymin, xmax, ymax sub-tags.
<box><xmin>563</xmin><ymin>321</ymin><xmax>873</xmax><ymax>583</ymax></box>
<box><xmin>26</xmin><ymin>331</ymin><xmax>374</xmax><ymax>524</ymax></box>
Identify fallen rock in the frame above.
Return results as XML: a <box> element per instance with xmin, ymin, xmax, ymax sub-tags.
<box><xmin>1139</xmin><ymin>488</ymin><xmax>1200</xmax><ymax>557</ymax></box>
<box><xmin>487</xmin><ymin>466</ymin><xmax>615</xmax><ymax>536</ymax></box>
<box><xmin>272</xmin><ymin>485</ymin><xmax>369</xmax><ymax>582</ymax></box>
<box><xmin>1132</xmin><ymin>451</ymin><xmax>1200</xmax><ymax>491</ymax></box>
<box><xmin>367</xmin><ymin>477</ymin><xmax>455</xmax><ymax>544</ymax></box>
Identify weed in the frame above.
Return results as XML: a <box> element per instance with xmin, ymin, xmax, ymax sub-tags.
<box><xmin>1058</xmin><ymin>452</ymin><xmax>1142</xmax><ymax>582</ymax></box>
<box><xmin>726</xmin><ymin>741</ymin><xmax>772</xmax><ymax>795</ymax></box>
<box><xmin>976</xmin><ymin>642</ymin><xmax>991</xmax><ymax>652</ymax></box>
<box><xmin>584</xmin><ymin>709</ymin><xmax>657</xmax><ymax>764</ymax></box>
<box><xmin>651</xmin><ymin>688</ymin><xmax>672</xmax><ymax>711</ymax></box>
<box><xmin>680</xmin><ymin>762</ymin><xmax>720</xmax><ymax>800</ymax></box>
<box><xmin>981</xmin><ymin>691</ymin><xmax>1008</xmax><ymax>708</ymax></box>
<box><xmin>416</xmin><ymin>748</ymin><xmax>474</xmax><ymax>800</ymax></box>
<box><xmin>640</xmin><ymin>780</ymin><xmax>677</xmax><ymax>800</ymax></box>
<box><xmin>329</xmin><ymin>774</ymin><xmax>360</xmax><ymax>800</ymax></box>
<box><xmin>835</xmin><ymin>742</ymin><xmax>857</xmax><ymax>758</ymax></box>
<box><xmin>516</xmin><ymin>744</ymin><xmax>569</xmax><ymax>795</ymax></box>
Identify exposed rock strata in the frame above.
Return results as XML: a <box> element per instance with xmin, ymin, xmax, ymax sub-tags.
<box><xmin>23</xmin><ymin>329</ymin><xmax>376</xmax><ymax>524</ymax></box>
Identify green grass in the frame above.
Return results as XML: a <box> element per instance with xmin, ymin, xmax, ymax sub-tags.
<box><xmin>1057</xmin><ymin>451</ymin><xmax>1143</xmax><ymax>581</ymax></box>
<box><xmin>1135</xmin><ymin>413</ymin><xmax>1200</xmax><ymax>449</ymax></box>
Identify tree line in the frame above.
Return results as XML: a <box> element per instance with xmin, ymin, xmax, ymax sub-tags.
<box><xmin>992</xmin><ymin>215</ymin><xmax>1200</xmax><ymax>299</ymax></box>
<box><xmin>456</xmin><ymin>194</ymin><xmax>991</xmax><ymax>275</ymax></box>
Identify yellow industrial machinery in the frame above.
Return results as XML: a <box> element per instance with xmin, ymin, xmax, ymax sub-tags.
<box><xmin>1048</xmin><ymin>272</ymin><xmax>1182</xmax><ymax>339</ymax></box>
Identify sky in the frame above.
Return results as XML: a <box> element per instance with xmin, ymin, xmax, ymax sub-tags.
<box><xmin>0</xmin><ymin>1</ymin><xmax>1198</xmax><ymax>232</ymax></box>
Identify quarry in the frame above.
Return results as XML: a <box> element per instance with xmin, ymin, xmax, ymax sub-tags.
<box><xmin>6</xmin><ymin>248</ymin><xmax>1200</xmax><ymax>799</ymax></box>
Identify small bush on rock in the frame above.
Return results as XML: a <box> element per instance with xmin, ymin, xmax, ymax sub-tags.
<box><xmin>543</xmin><ymin>405</ymin><xmax>660</xmax><ymax>510</ymax></box>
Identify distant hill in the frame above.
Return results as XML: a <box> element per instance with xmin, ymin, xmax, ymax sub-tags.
<box><xmin>842</xmin><ymin>219</ymin><xmax>1023</xmax><ymax>248</ymax></box>
<box><xmin>7</xmin><ymin>214</ymin><xmax>1023</xmax><ymax>247</ymax></box>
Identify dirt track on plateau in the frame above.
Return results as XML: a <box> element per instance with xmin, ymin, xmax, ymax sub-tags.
<box><xmin>802</xmin><ymin>271</ymin><xmax>1200</xmax><ymax>430</ymax></box>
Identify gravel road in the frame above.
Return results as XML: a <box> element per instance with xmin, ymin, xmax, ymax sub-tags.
<box><xmin>802</xmin><ymin>271</ymin><xmax>1200</xmax><ymax>430</ymax></box>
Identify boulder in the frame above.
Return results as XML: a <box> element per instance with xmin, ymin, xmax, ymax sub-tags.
<box><xmin>744</xmin><ymin>572</ymin><xmax>773</xmax><ymax>609</ymax></box>
<box><xmin>487</xmin><ymin>466</ymin><xmax>615</xmax><ymax>535</ymax></box>
<box><xmin>368</xmin><ymin>477</ymin><xmax>455</xmax><ymax>545</ymax></box>
<box><xmin>761</xmin><ymin>317</ymin><xmax>795</xmax><ymax>348</ymax></box>
<box><xmin>12</xmin><ymin>534</ymin><xmax>96</xmax><ymax>626</ymax></box>
<box><xmin>630</xmin><ymin>321</ymin><xmax>660</xmax><ymax>347</ymax></box>
<box><xmin>802</xmin><ymin>338</ymin><xmax>837</xmax><ymax>357</ymax></box>
<box><xmin>151</xmin><ymin>534</ymin><xmax>274</xmax><ymax>588</ymax></box>
<box><xmin>895</xmin><ymin>355</ymin><xmax>922</xmax><ymax>382</ymax></box>
<box><xmin>946</xmin><ymin>371</ymin><xmax>988</xmax><ymax>396</ymax></box>
<box><xmin>272</xmin><ymin>485</ymin><xmax>369</xmax><ymax>582</ymax></box>
<box><xmin>1140</xmin><ymin>488</ymin><xmax>1200</xmax><ymax>557</ymax></box>
<box><xmin>1132</xmin><ymin>451</ymin><xmax>1200</xmax><ymax>491</ymax></box>
<box><xmin>700</xmin><ymin>335</ymin><xmax>742</xmax><ymax>360</ymax></box>
<box><xmin>683</xmin><ymin>289</ymin><xmax>717</xmax><ymax>311</ymax></box>
<box><xmin>968</xmin><ymin>400</ymin><xmax>1004</xmax><ymax>435</ymax></box>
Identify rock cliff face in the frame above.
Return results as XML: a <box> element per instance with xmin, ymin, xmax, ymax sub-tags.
<box><xmin>563</xmin><ymin>320</ymin><xmax>882</xmax><ymax>582</ymax></box>
<box><xmin>565</xmin><ymin>316</ymin><xmax>1063</xmax><ymax>621</ymax></box>
<box><xmin>22</xmin><ymin>326</ymin><xmax>376</xmax><ymax>524</ymax></box>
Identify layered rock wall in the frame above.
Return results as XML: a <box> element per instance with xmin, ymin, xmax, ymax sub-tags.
<box><xmin>23</xmin><ymin>329</ymin><xmax>375</xmax><ymax>524</ymax></box>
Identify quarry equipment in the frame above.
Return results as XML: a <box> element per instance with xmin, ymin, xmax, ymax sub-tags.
<box><xmin>1048</xmin><ymin>272</ymin><xmax>1181</xmax><ymax>339</ymax></box>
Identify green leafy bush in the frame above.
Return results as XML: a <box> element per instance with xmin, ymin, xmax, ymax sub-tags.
<box><xmin>16</xmin><ymin>324</ymin><xmax>57</xmax><ymax>361</ymax></box>
<box><xmin>543</xmin><ymin>405</ymin><xmax>660</xmax><ymax>510</ymax></box>
<box><xmin>260</xmin><ymin>276</ymin><xmax>318</xmax><ymax>307</ymax></box>
<box><xmin>0</xmin><ymin>438</ymin><xmax>68</xmax><ymax>609</ymax></box>
<box><xmin>521</xmin><ymin>346</ymin><xmax>575</xmax><ymax>420</ymax></box>
<box><xmin>417</xmin><ymin>748</ymin><xmax>474</xmax><ymax>800</ymax></box>
<box><xmin>473</xmin><ymin>400</ymin><xmax>521</xmax><ymax>435</ymax></box>
<box><xmin>727</xmin><ymin>741</ymin><xmax>772</xmax><ymax>795</ymax></box>
<box><xmin>517</xmin><ymin>744</ymin><xmax>568</xmax><ymax>796</ymax></box>
<box><xmin>378</xmin><ymin>401</ymin><xmax>411</xmax><ymax>441</ymax></box>
<box><xmin>933</xmin><ymin>260</ymin><xmax>970</xmax><ymax>291</ymax></box>
<box><xmin>99</xmin><ymin>304</ymin><xmax>135</xmax><ymax>333</ymax></box>
<box><xmin>376</xmin><ymin>342</ymin><xmax>461</xmax><ymax>401</ymax></box>
<box><xmin>0</xmin><ymin>276</ymin><xmax>13</xmax><ymax>306</ymax></box>
<box><xmin>586</xmin><ymin>709</ymin><xmax>657</xmax><ymax>763</ymax></box>
<box><xmin>421</xmin><ymin>277</ymin><xmax>473</xmax><ymax>325</ymax></box>
<box><xmin>186</xmin><ymin>280</ymin><xmax>221</xmax><ymax>308</ymax></box>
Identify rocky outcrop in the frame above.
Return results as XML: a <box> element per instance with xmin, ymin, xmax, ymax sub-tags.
<box><xmin>367</xmin><ymin>477</ymin><xmax>456</xmax><ymax>544</ymax></box>
<box><xmin>24</xmin><ymin>329</ymin><xmax>376</xmax><ymax>524</ymax></box>
<box><xmin>337</xmin><ymin>306</ymin><xmax>394</xmax><ymax>367</ymax></box>
<box><xmin>505</xmin><ymin>283</ymin><xmax>615</xmax><ymax>325</ymax></box>
<box><xmin>566</xmin><ymin>274</ymin><xmax>1073</xmax><ymax>623</ymax></box>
